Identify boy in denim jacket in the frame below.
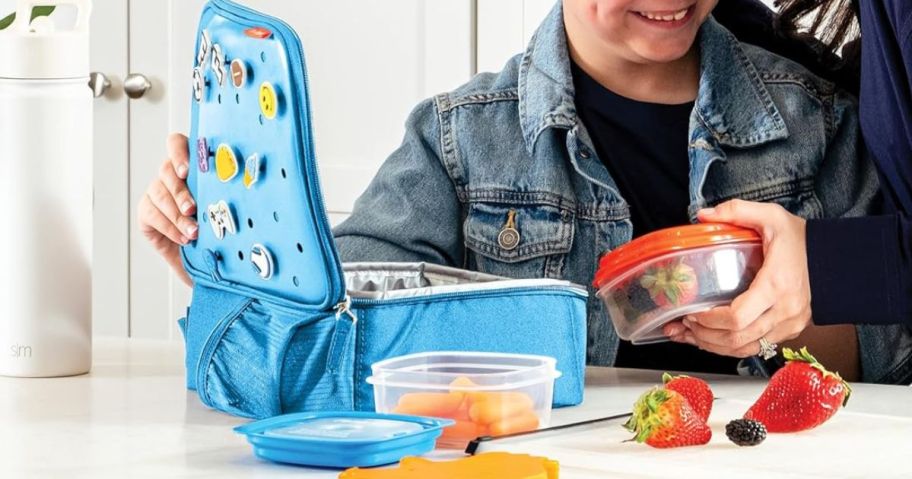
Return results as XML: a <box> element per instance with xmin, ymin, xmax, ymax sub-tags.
<box><xmin>332</xmin><ymin>1</ymin><xmax>886</xmax><ymax>376</ymax></box>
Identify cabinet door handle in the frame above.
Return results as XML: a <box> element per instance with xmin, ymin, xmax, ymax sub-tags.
<box><xmin>88</xmin><ymin>72</ymin><xmax>111</xmax><ymax>98</ymax></box>
<box><xmin>124</xmin><ymin>73</ymin><xmax>152</xmax><ymax>99</ymax></box>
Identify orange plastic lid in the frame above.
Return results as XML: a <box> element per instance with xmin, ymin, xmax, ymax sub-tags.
<box><xmin>593</xmin><ymin>223</ymin><xmax>761</xmax><ymax>288</ymax></box>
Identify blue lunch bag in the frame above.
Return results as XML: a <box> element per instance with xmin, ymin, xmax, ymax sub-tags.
<box><xmin>179</xmin><ymin>0</ymin><xmax>588</xmax><ymax>419</ymax></box>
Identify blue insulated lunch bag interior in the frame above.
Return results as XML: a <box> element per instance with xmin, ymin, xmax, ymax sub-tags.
<box><xmin>180</xmin><ymin>0</ymin><xmax>588</xmax><ymax>419</ymax></box>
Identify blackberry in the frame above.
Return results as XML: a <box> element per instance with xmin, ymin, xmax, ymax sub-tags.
<box><xmin>726</xmin><ymin>419</ymin><xmax>767</xmax><ymax>447</ymax></box>
<box><xmin>626</xmin><ymin>282</ymin><xmax>656</xmax><ymax>312</ymax></box>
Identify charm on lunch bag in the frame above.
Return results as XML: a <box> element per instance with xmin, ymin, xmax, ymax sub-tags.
<box><xmin>211</xmin><ymin>44</ymin><xmax>227</xmax><ymax>87</ymax></box>
<box><xmin>215</xmin><ymin>143</ymin><xmax>240</xmax><ymax>182</ymax></box>
<box><xmin>250</xmin><ymin>243</ymin><xmax>275</xmax><ymax>279</ymax></box>
<box><xmin>259</xmin><ymin>81</ymin><xmax>279</xmax><ymax>119</ymax></box>
<box><xmin>207</xmin><ymin>200</ymin><xmax>237</xmax><ymax>240</ymax></box>
<box><xmin>244</xmin><ymin>27</ymin><xmax>273</xmax><ymax>39</ymax></box>
<box><xmin>196</xmin><ymin>137</ymin><xmax>210</xmax><ymax>172</ymax></box>
<box><xmin>243</xmin><ymin>154</ymin><xmax>260</xmax><ymax>189</ymax></box>
<box><xmin>192</xmin><ymin>66</ymin><xmax>206</xmax><ymax>103</ymax></box>
<box><xmin>497</xmin><ymin>209</ymin><xmax>521</xmax><ymax>251</ymax></box>
<box><xmin>230</xmin><ymin>58</ymin><xmax>248</xmax><ymax>89</ymax></box>
<box><xmin>197</xmin><ymin>30</ymin><xmax>211</xmax><ymax>68</ymax></box>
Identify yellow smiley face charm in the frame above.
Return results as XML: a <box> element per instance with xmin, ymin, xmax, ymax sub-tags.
<box><xmin>259</xmin><ymin>82</ymin><xmax>279</xmax><ymax>120</ymax></box>
<box><xmin>215</xmin><ymin>144</ymin><xmax>239</xmax><ymax>182</ymax></box>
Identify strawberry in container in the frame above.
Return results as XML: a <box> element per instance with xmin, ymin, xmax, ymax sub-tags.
<box><xmin>593</xmin><ymin>224</ymin><xmax>763</xmax><ymax>344</ymax></box>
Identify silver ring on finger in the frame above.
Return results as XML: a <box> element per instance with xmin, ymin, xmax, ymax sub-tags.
<box><xmin>758</xmin><ymin>337</ymin><xmax>778</xmax><ymax>360</ymax></box>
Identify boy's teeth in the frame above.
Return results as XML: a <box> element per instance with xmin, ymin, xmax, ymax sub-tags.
<box><xmin>638</xmin><ymin>8</ymin><xmax>688</xmax><ymax>22</ymax></box>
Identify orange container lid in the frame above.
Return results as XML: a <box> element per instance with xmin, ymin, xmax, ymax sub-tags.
<box><xmin>593</xmin><ymin>223</ymin><xmax>761</xmax><ymax>288</ymax></box>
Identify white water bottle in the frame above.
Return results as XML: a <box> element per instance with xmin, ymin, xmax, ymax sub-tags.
<box><xmin>0</xmin><ymin>0</ymin><xmax>93</xmax><ymax>377</ymax></box>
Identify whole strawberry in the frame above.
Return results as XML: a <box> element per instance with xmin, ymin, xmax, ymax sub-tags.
<box><xmin>663</xmin><ymin>372</ymin><xmax>713</xmax><ymax>422</ymax></box>
<box><xmin>624</xmin><ymin>387</ymin><xmax>711</xmax><ymax>448</ymax></box>
<box><xmin>744</xmin><ymin>347</ymin><xmax>852</xmax><ymax>433</ymax></box>
<box><xmin>639</xmin><ymin>260</ymin><xmax>698</xmax><ymax>307</ymax></box>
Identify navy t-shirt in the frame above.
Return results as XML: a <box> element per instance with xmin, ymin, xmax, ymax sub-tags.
<box><xmin>571</xmin><ymin>62</ymin><xmax>741</xmax><ymax>375</ymax></box>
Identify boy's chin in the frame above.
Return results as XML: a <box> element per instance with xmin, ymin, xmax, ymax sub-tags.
<box><xmin>629</xmin><ymin>42</ymin><xmax>697</xmax><ymax>65</ymax></box>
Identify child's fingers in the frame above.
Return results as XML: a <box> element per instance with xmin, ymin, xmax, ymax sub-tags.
<box><xmin>167</xmin><ymin>133</ymin><xmax>191</xmax><ymax>179</ymax></box>
<box><xmin>139</xmin><ymin>195</ymin><xmax>189</xmax><ymax>246</ymax></box>
<box><xmin>145</xmin><ymin>179</ymin><xmax>194</xmax><ymax>239</ymax></box>
<box><xmin>159</xmin><ymin>159</ymin><xmax>196</xmax><ymax>216</ymax></box>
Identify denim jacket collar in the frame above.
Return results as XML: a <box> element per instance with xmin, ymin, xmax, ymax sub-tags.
<box><xmin>518</xmin><ymin>3</ymin><xmax>790</xmax><ymax>154</ymax></box>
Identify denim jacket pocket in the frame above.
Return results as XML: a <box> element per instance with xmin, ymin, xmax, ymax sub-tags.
<box><xmin>464</xmin><ymin>201</ymin><xmax>574</xmax><ymax>278</ymax></box>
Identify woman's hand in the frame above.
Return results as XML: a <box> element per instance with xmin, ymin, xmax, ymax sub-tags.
<box><xmin>137</xmin><ymin>133</ymin><xmax>196</xmax><ymax>287</ymax></box>
<box><xmin>663</xmin><ymin>199</ymin><xmax>812</xmax><ymax>357</ymax></box>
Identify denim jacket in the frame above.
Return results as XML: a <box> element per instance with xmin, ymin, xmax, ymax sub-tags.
<box><xmin>334</xmin><ymin>3</ymin><xmax>912</xmax><ymax>383</ymax></box>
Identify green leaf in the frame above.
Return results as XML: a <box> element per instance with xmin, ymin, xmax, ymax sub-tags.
<box><xmin>0</xmin><ymin>13</ymin><xmax>14</xmax><ymax>29</ymax></box>
<box><xmin>0</xmin><ymin>6</ymin><xmax>57</xmax><ymax>31</ymax></box>
<box><xmin>31</xmin><ymin>6</ymin><xmax>56</xmax><ymax>21</ymax></box>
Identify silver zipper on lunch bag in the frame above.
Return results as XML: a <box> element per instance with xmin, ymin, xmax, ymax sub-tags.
<box><xmin>334</xmin><ymin>296</ymin><xmax>357</xmax><ymax>323</ymax></box>
<box><xmin>326</xmin><ymin>296</ymin><xmax>357</xmax><ymax>373</ymax></box>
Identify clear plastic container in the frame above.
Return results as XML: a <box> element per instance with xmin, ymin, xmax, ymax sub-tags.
<box><xmin>593</xmin><ymin>224</ymin><xmax>763</xmax><ymax>344</ymax></box>
<box><xmin>366</xmin><ymin>352</ymin><xmax>560</xmax><ymax>449</ymax></box>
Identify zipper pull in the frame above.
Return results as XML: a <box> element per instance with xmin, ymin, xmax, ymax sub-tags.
<box><xmin>334</xmin><ymin>296</ymin><xmax>357</xmax><ymax>323</ymax></box>
<box><xmin>326</xmin><ymin>296</ymin><xmax>357</xmax><ymax>373</ymax></box>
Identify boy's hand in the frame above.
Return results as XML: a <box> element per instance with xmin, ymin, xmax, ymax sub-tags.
<box><xmin>663</xmin><ymin>199</ymin><xmax>812</xmax><ymax>358</ymax></box>
<box><xmin>137</xmin><ymin>133</ymin><xmax>197</xmax><ymax>287</ymax></box>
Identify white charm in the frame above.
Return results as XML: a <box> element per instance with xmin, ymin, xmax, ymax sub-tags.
<box><xmin>192</xmin><ymin>67</ymin><xmax>205</xmax><ymax>103</ymax></box>
<box><xmin>207</xmin><ymin>200</ymin><xmax>237</xmax><ymax>240</ymax></box>
<box><xmin>250</xmin><ymin>244</ymin><xmax>275</xmax><ymax>280</ymax></box>
<box><xmin>211</xmin><ymin>43</ymin><xmax>226</xmax><ymax>87</ymax></box>
<box><xmin>197</xmin><ymin>30</ymin><xmax>211</xmax><ymax>68</ymax></box>
<box><xmin>243</xmin><ymin>154</ymin><xmax>260</xmax><ymax>189</ymax></box>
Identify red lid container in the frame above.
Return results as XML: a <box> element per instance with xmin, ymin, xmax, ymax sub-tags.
<box><xmin>593</xmin><ymin>223</ymin><xmax>761</xmax><ymax>288</ymax></box>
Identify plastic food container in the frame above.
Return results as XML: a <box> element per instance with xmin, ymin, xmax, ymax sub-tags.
<box><xmin>593</xmin><ymin>223</ymin><xmax>763</xmax><ymax>345</ymax></box>
<box><xmin>367</xmin><ymin>352</ymin><xmax>560</xmax><ymax>449</ymax></box>
<box><xmin>234</xmin><ymin>411</ymin><xmax>453</xmax><ymax>468</ymax></box>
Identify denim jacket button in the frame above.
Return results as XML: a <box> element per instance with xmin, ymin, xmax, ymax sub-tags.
<box><xmin>560</xmin><ymin>209</ymin><xmax>573</xmax><ymax>223</ymax></box>
<box><xmin>498</xmin><ymin>227</ymin><xmax>520</xmax><ymax>251</ymax></box>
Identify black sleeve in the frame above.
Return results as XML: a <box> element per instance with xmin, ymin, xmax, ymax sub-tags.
<box><xmin>806</xmin><ymin>213</ymin><xmax>912</xmax><ymax>326</ymax></box>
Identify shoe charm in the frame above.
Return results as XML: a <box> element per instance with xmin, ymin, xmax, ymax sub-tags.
<box><xmin>211</xmin><ymin>44</ymin><xmax>226</xmax><ymax>87</ymax></box>
<box><xmin>250</xmin><ymin>244</ymin><xmax>275</xmax><ymax>280</ymax></box>
<box><xmin>196</xmin><ymin>30</ymin><xmax>211</xmax><ymax>68</ymax></box>
<box><xmin>196</xmin><ymin>137</ymin><xmax>210</xmax><ymax>172</ymax></box>
<box><xmin>207</xmin><ymin>201</ymin><xmax>237</xmax><ymax>240</ymax></box>
<box><xmin>230</xmin><ymin>59</ymin><xmax>248</xmax><ymax>89</ymax></box>
<box><xmin>244</xmin><ymin>27</ymin><xmax>272</xmax><ymax>39</ymax></box>
<box><xmin>192</xmin><ymin>67</ymin><xmax>206</xmax><ymax>103</ymax></box>
<box><xmin>243</xmin><ymin>154</ymin><xmax>260</xmax><ymax>189</ymax></box>
<box><xmin>215</xmin><ymin>144</ymin><xmax>239</xmax><ymax>182</ymax></box>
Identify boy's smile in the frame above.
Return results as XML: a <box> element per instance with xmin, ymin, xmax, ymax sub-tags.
<box><xmin>631</xmin><ymin>4</ymin><xmax>696</xmax><ymax>29</ymax></box>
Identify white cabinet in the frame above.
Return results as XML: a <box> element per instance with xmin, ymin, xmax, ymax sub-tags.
<box><xmin>476</xmin><ymin>0</ymin><xmax>553</xmax><ymax>74</ymax></box>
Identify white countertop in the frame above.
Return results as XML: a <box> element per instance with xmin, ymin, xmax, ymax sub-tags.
<box><xmin>2</xmin><ymin>339</ymin><xmax>910</xmax><ymax>478</ymax></box>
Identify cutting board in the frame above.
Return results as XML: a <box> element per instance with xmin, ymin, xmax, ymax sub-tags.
<box><xmin>476</xmin><ymin>398</ymin><xmax>912</xmax><ymax>479</ymax></box>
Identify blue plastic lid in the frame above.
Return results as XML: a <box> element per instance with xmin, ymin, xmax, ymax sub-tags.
<box><xmin>234</xmin><ymin>411</ymin><xmax>454</xmax><ymax>468</ymax></box>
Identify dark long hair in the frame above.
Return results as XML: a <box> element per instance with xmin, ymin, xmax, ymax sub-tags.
<box><xmin>774</xmin><ymin>0</ymin><xmax>860</xmax><ymax>60</ymax></box>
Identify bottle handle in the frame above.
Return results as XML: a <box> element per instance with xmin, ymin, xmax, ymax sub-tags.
<box><xmin>15</xmin><ymin>0</ymin><xmax>92</xmax><ymax>34</ymax></box>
